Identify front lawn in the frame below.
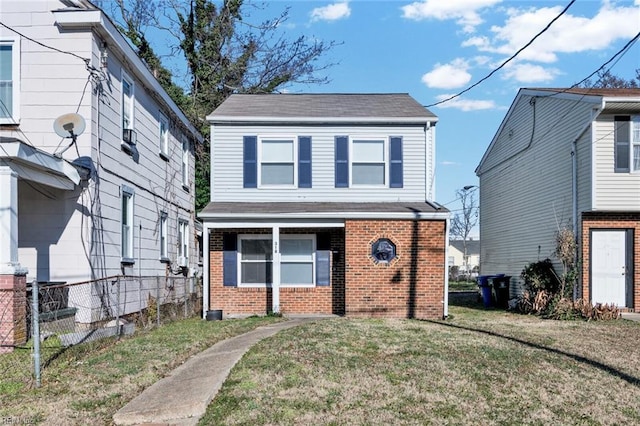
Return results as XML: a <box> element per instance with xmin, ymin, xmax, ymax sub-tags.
<box><xmin>202</xmin><ymin>306</ymin><xmax>640</xmax><ymax>425</ymax></box>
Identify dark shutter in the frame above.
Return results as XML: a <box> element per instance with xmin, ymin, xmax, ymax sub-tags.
<box><xmin>243</xmin><ymin>136</ymin><xmax>257</xmax><ymax>188</ymax></box>
<box><xmin>298</xmin><ymin>136</ymin><xmax>312</xmax><ymax>188</ymax></box>
<box><xmin>390</xmin><ymin>136</ymin><xmax>403</xmax><ymax>188</ymax></box>
<box><xmin>335</xmin><ymin>136</ymin><xmax>349</xmax><ymax>188</ymax></box>
<box><xmin>316</xmin><ymin>232</ymin><xmax>331</xmax><ymax>286</ymax></box>
<box><xmin>222</xmin><ymin>233</ymin><xmax>237</xmax><ymax>287</ymax></box>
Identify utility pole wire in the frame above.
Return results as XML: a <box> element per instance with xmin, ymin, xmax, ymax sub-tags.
<box><xmin>425</xmin><ymin>0</ymin><xmax>576</xmax><ymax>108</ymax></box>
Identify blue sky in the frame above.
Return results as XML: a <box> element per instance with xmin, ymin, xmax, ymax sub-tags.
<box><xmin>229</xmin><ymin>0</ymin><xmax>639</xmax><ymax>234</ymax></box>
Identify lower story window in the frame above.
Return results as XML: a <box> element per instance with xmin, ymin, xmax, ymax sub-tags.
<box><xmin>238</xmin><ymin>234</ymin><xmax>315</xmax><ymax>286</ymax></box>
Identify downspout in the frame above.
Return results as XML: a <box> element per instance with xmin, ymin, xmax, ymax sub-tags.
<box><xmin>443</xmin><ymin>215</ymin><xmax>450</xmax><ymax>318</ymax></box>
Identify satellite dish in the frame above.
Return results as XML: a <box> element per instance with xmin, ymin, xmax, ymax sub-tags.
<box><xmin>54</xmin><ymin>113</ymin><xmax>86</xmax><ymax>139</ymax></box>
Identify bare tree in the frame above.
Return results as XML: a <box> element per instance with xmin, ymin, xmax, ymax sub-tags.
<box><xmin>450</xmin><ymin>186</ymin><xmax>478</xmax><ymax>278</ymax></box>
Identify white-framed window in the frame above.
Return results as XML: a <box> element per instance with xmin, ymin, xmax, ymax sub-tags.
<box><xmin>0</xmin><ymin>37</ymin><xmax>20</xmax><ymax>124</ymax></box>
<box><xmin>160</xmin><ymin>212</ymin><xmax>168</xmax><ymax>260</ymax></box>
<box><xmin>351</xmin><ymin>137</ymin><xmax>387</xmax><ymax>186</ymax></box>
<box><xmin>259</xmin><ymin>137</ymin><xmax>296</xmax><ymax>187</ymax></box>
<box><xmin>280</xmin><ymin>235</ymin><xmax>315</xmax><ymax>286</ymax></box>
<box><xmin>159</xmin><ymin>113</ymin><xmax>169</xmax><ymax>159</ymax></box>
<box><xmin>237</xmin><ymin>234</ymin><xmax>315</xmax><ymax>287</ymax></box>
<box><xmin>178</xmin><ymin>219</ymin><xmax>189</xmax><ymax>260</ymax></box>
<box><xmin>181</xmin><ymin>135</ymin><xmax>189</xmax><ymax>188</ymax></box>
<box><xmin>122</xmin><ymin>72</ymin><xmax>135</xmax><ymax>133</ymax></box>
<box><xmin>121</xmin><ymin>186</ymin><xmax>134</xmax><ymax>262</ymax></box>
<box><xmin>615</xmin><ymin>115</ymin><xmax>640</xmax><ymax>173</ymax></box>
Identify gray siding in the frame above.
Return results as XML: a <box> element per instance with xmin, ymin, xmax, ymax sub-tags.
<box><xmin>478</xmin><ymin>94</ymin><xmax>594</xmax><ymax>294</ymax></box>
<box><xmin>211</xmin><ymin>123</ymin><xmax>434</xmax><ymax>202</ymax></box>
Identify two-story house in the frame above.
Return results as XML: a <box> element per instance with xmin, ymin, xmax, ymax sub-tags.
<box><xmin>200</xmin><ymin>93</ymin><xmax>449</xmax><ymax>320</ymax></box>
<box><xmin>449</xmin><ymin>239</ymin><xmax>480</xmax><ymax>279</ymax></box>
<box><xmin>0</xmin><ymin>0</ymin><xmax>202</xmax><ymax>336</ymax></box>
<box><xmin>476</xmin><ymin>88</ymin><xmax>640</xmax><ymax>311</ymax></box>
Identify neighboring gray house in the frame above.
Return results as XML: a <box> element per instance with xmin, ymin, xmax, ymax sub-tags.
<box><xmin>0</xmin><ymin>0</ymin><xmax>202</xmax><ymax>324</ymax></box>
<box><xmin>476</xmin><ymin>88</ymin><xmax>640</xmax><ymax>311</ymax></box>
<box><xmin>200</xmin><ymin>93</ymin><xmax>451</xmax><ymax>320</ymax></box>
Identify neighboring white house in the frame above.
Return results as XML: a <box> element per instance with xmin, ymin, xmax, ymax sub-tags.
<box><xmin>476</xmin><ymin>88</ymin><xmax>640</xmax><ymax>311</ymax></box>
<box><xmin>200</xmin><ymin>93</ymin><xmax>451</xmax><ymax>320</ymax></box>
<box><xmin>448</xmin><ymin>239</ymin><xmax>480</xmax><ymax>278</ymax></box>
<box><xmin>0</xmin><ymin>0</ymin><xmax>202</xmax><ymax>323</ymax></box>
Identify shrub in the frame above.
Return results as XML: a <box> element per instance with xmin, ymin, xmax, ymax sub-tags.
<box><xmin>520</xmin><ymin>259</ymin><xmax>561</xmax><ymax>294</ymax></box>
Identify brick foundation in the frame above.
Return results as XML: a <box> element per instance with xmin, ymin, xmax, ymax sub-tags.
<box><xmin>0</xmin><ymin>274</ymin><xmax>27</xmax><ymax>354</ymax></box>
<box><xmin>207</xmin><ymin>219</ymin><xmax>446</xmax><ymax>320</ymax></box>
<box><xmin>581</xmin><ymin>212</ymin><xmax>640</xmax><ymax>312</ymax></box>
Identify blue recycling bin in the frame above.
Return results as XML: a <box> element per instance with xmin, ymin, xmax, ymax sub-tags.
<box><xmin>477</xmin><ymin>275</ymin><xmax>494</xmax><ymax>308</ymax></box>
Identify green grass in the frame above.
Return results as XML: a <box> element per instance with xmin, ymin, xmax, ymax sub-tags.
<box><xmin>201</xmin><ymin>306</ymin><xmax>640</xmax><ymax>426</ymax></box>
<box><xmin>0</xmin><ymin>315</ymin><xmax>284</xmax><ymax>424</ymax></box>
<box><xmin>448</xmin><ymin>280</ymin><xmax>479</xmax><ymax>291</ymax></box>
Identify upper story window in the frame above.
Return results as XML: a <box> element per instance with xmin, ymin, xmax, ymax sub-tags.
<box><xmin>614</xmin><ymin>115</ymin><xmax>640</xmax><ymax>173</ymax></box>
<box><xmin>0</xmin><ymin>38</ymin><xmax>20</xmax><ymax>124</ymax></box>
<box><xmin>182</xmin><ymin>135</ymin><xmax>189</xmax><ymax>188</ymax></box>
<box><xmin>243</xmin><ymin>136</ymin><xmax>312</xmax><ymax>188</ymax></box>
<box><xmin>260</xmin><ymin>138</ymin><xmax>296</xmax><ymax>186</ymax></box>
<box><xmin>335</xmin><ymin>135</ymin><xmax>403</xmax><ymax>188</ymax></box>
<box><xmin>352</xmin><ymin>139</ymin><xmax>386</xmax><ymax>185</ymax></box>
<box><xmin>121</xmin><ymin>186</ymin><xmax>134</xmax><ymax>262</ymax></box>
<box><xmin>121</xmin><ymin>72</ymin><xmax>135</xmax><ymax>145</ymax></box>
<box><xmin>159</xmin><ymin>113</ymin><xmax>169</xmax><ymax>159</ymax></box>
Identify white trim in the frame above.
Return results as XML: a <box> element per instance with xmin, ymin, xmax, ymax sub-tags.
<box><xmin>208</xmin><ymin>116</ymin><xmax>438</xmax><ymax>125</ymax></box>
<box><xmin>199</xmin><ymin>212</ymin><xmax>450</xmax><ymax>221</ymax></box>
<box><xmin>0</xmin><ymin>37</ymin><xmax>20</xmax><ymax>124</ymax></box>
<box><xmin>203</xmin><ymin>220</ymin><xmax>345</xmax><ymax>229</ymax></box>
<box><xmin>121</xmin><ymin>186</ymin><xmax>135</xmax><ymax>262</ymax></box>
<box><xmin>258</xmin><ymin>135</ymin><xmax>297</xmax><ymax>188</ymax></box>
<box><xmin>202</xmin><ymin>226</ymin><xmax>210</xmax><ymax>318</ymax></box>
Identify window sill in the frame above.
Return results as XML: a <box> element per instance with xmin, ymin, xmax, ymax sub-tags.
<box><xmin>159</xmin><ymin>152</ymin><xmax>169</xmax><ymax>161</ymax></box>
<box><xmin>160</xmin><ymin>257</ymin><xmax>170</xmax><ymax>263</ymax></box>
<box><xmin>182</xmin><ymin>184</ymin><xmax>190</xmax><ymax>192</ymax></box>
<box><xmin>121</xmin><ymin>257</ymin><xmax>135</xmax><ymax>265</ymax></box>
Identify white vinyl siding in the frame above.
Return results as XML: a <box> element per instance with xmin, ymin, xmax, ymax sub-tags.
<box><xmin>211</xmin><ymin>124</ymin><xmax>433</xmax><ymax>202</ymax></box>
<box><xmin>593</xmin><ymin>115</ymin><xmax>640</xmax><ymax>210</ymax></box>
<box><xmin>0</xmin><ymin>37</ymin><xmax>19</xmax><ymax>123</ymax></box>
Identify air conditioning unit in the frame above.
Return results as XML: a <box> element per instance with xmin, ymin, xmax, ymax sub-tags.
<box><xmin>122</xmin><ymin>128</ymin><xmax>137</xmax><ymax>145</ymax></box>
<box><xmin>177</xmin><ymin>256</ymin><xmax>188</xmax><ymax>268</ymax></box>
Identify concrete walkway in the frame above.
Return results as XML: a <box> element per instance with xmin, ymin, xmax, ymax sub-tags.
<box><xmin>622</xmin><ymin>312</ymin><xmax>640</xmax><ymax>322</ymax></box>
<box><xmin>113</xmin><ymin>317</ymin><xmax>322</xmax><ymax>426</ymax></box>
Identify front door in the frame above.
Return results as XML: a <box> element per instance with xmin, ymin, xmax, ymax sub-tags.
<box><xmin>591</xmin><ymin>230</ymin><xmax>629</xmax><ymax>307</ymax></box>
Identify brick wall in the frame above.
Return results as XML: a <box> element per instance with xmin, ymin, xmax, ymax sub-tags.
<box><xmin>0</xmin><ymin>274</ymin><xmax>27</xmax><ymax>354</ymax></box>
<box><xmin>581</xmin><ymin>212</ymin><xmax>640</xmax><ymax>312</ymax></box>
<box><xmin>208</xmin><ymin>228</ymin><xmax>345</xmax><ymax>316</ymax></box>
<box><xmin>344</xmin><ymin>219</ymin><xmax>446</xmax><ymax>320</ymax></box>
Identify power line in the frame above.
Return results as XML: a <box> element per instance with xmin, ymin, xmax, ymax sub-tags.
<box><xmin>425</xmin><ymin>0</ymin><xmax>576</xmax><ymax>108</ymax></box>
<box><xmin>0</xmin><ymin>21</ymin><xmax>90</xmax><ymax>65</ymax></box>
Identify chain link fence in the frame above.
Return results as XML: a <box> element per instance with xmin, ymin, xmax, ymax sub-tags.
<box><xmin>0</xmin><ymin>275</ymin><xmax>201</xmax><ymax>389</ymax></box>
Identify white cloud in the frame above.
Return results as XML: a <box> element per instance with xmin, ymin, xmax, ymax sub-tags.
<box><xmin>421</xmin><ymin>59</ymin><xmax>472</xmax><ymax>89</ymax></box>
<box><xmin>310</xmin><ymin>2</ymin><xmax>351</xmax><ymax>22</ymax></box>
<box><xmin>401</xmin><ymin>0</ymin><xmax>502</xmax><ymax>32</ymax></box>
<box><xmin>474</xmin><ymin>2</ymin><xmax>640</xmax><ymax>63</ymax></box>
<box><xmin>502</xmin><ymin>63</ymin><xmax>562</xmax><ymax>83</ymax></box>
<box><xmin>440</xmin><ymin>161</ymin><xmax>461</xmax><ymax>166</ymax></box>
<box><xmin>433</xmin><ymin>94</ymin><xmax>497</xmax><ymax>111</ymax></box>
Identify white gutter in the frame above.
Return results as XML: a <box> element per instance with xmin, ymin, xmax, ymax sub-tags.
<box><xmin>198</xmin><ymin>211</ymin><xmax>451</xmax><ymax>221</ymax></box>
<box><xmin>207</xmin><ymin>116</ymin><xmax>439</xmax><ymax>125</ymax></box>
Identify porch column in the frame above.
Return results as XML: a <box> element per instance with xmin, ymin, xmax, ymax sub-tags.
<box><xmin>272</xmin><ymin>226</ymin><xmax>280</xmax><ymax>313</ymax></box>
<box><xmin>0</xmin><ymin>166</ymin><xmax>28</xmax><ymax>353</ymax></box>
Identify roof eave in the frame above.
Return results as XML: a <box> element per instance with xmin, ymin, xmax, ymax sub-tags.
<box><xmin>207</xmin><ymin>116</ymin><xmax>438</xmax><ymax>125</ymax></box>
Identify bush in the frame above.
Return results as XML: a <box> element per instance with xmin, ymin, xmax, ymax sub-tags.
<box><xmin>520</xmin><ymin>259</ymin><xmax>561</xmax><ymax>294</ymax></box>
<box><xmin>515</xmin><ymin>291</ymin><xmax>620</xmax><ymax>321</ymax></box>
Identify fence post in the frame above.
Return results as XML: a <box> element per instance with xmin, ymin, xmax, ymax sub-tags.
<box><xmin>156</xmin><ymin>276</ymin><xmax>161</xmax><ymax>326</ymax></box>
<box><xmin>31</xmin><ymin>280</ymin><xmax>41</xmax><ymax>388</ymax></box>
<box><xmin>115</xmin><ymin>277</ymin><xmax>121</xmax><ymax>337</ymax></box>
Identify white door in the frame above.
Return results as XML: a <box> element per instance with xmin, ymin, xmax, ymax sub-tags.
<box><xmin>591</xmin><ymin>230</ymin><xmax>627</xmax><ymax>307</ymax></box>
